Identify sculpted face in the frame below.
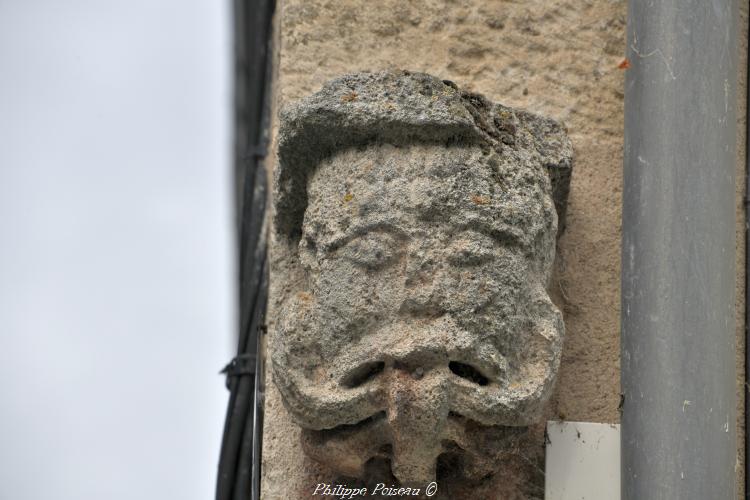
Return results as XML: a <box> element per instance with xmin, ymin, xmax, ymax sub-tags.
<box><xmin>272</xmin><ymin>143</ymin><xmax>563</xmax><ymax>485</ymax></box>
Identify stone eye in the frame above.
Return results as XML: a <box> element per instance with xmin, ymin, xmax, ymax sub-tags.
<box><xmin>446</xmin><ymin>233</ymin><xmax>496</xmax><ymax>266</ymax></box>
<box><xmin>339</xmin><ymin>232</ymin><xmax>400</xmax><ymax>269</ymax></box>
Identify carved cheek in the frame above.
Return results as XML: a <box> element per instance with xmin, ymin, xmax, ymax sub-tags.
<box><xmin>443</xmin><ymin>256</ymin><xmax>525</xmax><ymax>316</ymax></box>
<box><xmin>447</xmin><ymin>270</ymin><xmax>498</xmax><ymax>312</ymax></box>
<box><xmin>315</xmin><ymin>256</ymin><xmax>400</xmax><ymax>320</ymax></box>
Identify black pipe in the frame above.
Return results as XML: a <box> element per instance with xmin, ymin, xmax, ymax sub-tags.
<box><xmin>622</xmin><ymin>1</ymin><xmax>738</xmax><ymax>498</ymax></box>
<box><xmin>216</xmin><ymin>1</ymin><xmax>275</xmax><ymax>499</ymax></box>
<box><xmin>745</xmin><ymin>6</ymin><xmax>749</xmax><ymax>498</ymax></box>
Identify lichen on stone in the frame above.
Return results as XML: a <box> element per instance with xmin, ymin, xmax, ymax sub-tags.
<box><xmin>271</xmin><ymin>70</ymin><xmax>573</xmax><ymax>488</ymax></box>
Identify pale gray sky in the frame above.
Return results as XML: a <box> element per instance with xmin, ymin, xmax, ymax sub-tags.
<box><xmin>0</xmin><ymin>1</ymin><xmax>233</xmax><ymax>499</ymax></box>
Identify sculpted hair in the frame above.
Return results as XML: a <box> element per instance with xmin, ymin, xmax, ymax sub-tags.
<box><xmin>274</xmin><ymin>70</ymin><xmax>572</xmax><ymax>243</ymax></box>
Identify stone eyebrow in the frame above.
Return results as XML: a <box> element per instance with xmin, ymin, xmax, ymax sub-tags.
<box><xmin>323</xmin><ymin>220</ymin><xmax>407</xmax><ymax>252</ymax></box>
<box><xmin>319</xmin><ymin>220</ymin><xmax>526</xmax><ymax>252</ymax></box>
<box><xmin>452</xmin><ymin>221</ymin><xmax>526</xmax><ymax>248</ymax></box>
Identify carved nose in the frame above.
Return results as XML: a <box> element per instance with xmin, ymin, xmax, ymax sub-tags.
<box><xmin>404</xmin><ymin>249</ymin><xmax>435</xmax><ymax>285</ymax></box>
<box><xmin>386</xmin><ymin>366</ymin><xmax>450</xmax><ymax>485</ymax></box>
<box><xmin>402</xmin><ymin>250</ymin><xmax>440</xmax><ymax>313</ymax></box>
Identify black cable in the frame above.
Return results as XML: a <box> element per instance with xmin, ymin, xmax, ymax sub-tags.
<box><xmin>216</xmin><ymin>0</ymin><xmax>275</xmax><ymax>499</ymax></box>
<box><xmin>745</xmin><ymin>8</ymin><xmax>749</xmax><ymax>499</ymax></box>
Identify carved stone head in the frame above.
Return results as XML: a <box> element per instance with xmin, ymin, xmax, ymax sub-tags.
<box><xmin>272</xmin><ymin>71</ymin><xmax>572</xmax><ymax>486</ymax></box>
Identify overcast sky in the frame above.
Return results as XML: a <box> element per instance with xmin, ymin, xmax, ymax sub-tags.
<box><xmin>0</xmin><ymin>2</ymin><xmax>233</xmax><ymax>499</ymax></box>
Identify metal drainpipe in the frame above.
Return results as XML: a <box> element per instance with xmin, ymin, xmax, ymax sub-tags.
<box><xmin>621</xmin><ymin>1</ymin><xmax>738</xmax><ymax>499</ymax></box>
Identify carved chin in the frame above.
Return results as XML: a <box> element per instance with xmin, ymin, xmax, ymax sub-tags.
<box><xmin>301</xmin><ymin>408</ymin><xmax>530</xmax><ymax>485</ymax></box>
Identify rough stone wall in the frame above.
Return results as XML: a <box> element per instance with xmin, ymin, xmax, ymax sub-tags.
<box><xmin>261</xmin><ymin>0</ymin><xmax>748</xmax><ymax>498</ymax></box>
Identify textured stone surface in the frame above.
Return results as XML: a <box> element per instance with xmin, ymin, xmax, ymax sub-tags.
<box><xmin>271</xmin><ymin>71</ymin><xmax>571</xmax><ymax>489</ymax></box>
<box><xmin>275</xmin><ymin>72</ymin><xmax>572</xmax><ymax>241</ymax></box>
<box><xmin>260</xmin><ymin>0</ymin><xmax>746</xmax><ymax>498</ymax></box>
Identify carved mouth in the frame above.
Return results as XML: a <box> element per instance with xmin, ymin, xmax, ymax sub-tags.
<box><xmin>376</xmin><ymin>443</ymin><xmax>393</xmax><ymax>458</ymax></box>
<box><xmin>441</xmin><ymin>438</ymin><xmax>465</xmax><ymax>453</ymax></box>
<box><xmin>304</xmin><ymin>408</ymin><xmax>531</xmax><ymax>486</ymax></box>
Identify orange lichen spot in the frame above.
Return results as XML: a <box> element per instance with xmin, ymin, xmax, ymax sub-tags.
<box><xmin>618</xmin><ymin>58</ymin><xmax>631</xmax><ymax>69</ymax></box>
<box><xmin>471</xmin><ymin>194</ymin><xmax>490</xmax><ymax>205</ymax></box>
<box><xmin>296</xmin><ymin>291</ymin><xmax>312</xmax><ymax>303</ymax></box>
<box><xmin>341</xmin><ymin>91</ymin><xmax>358</xmax><ymax>102</ymax></box>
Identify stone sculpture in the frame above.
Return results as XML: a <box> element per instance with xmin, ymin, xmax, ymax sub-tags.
<box><xmin>271</xmin><ymin>71</ymin><xmax>572</xmax><ymax>488</ymax></box>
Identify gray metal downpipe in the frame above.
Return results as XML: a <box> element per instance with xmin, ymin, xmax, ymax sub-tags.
<box><xmin>621</xmin><ymin>1</ymin><xmax>738</xmax><ymax>499</ymax></box>
<box><xmin>746</xmin><ymin>8</ymin><xmax>750</xmax><ymax>497</ymax></box>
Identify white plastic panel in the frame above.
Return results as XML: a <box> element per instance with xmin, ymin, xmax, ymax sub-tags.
<box><xmin>545</xmin><ymin>421</ymin><xmax>621</xmax><ymax>500</ymax></box>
